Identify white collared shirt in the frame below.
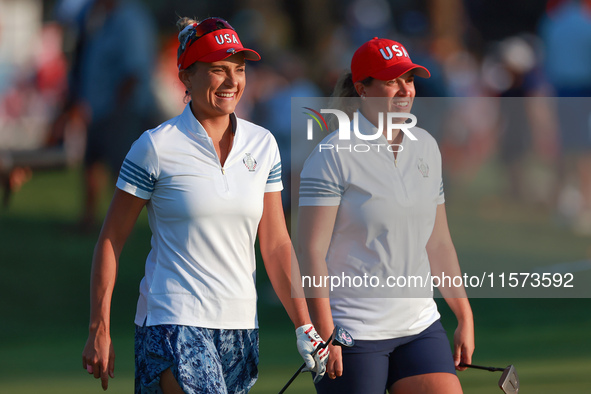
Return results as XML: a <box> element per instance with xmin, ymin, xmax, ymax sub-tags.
<box><xmin>117</xmin><ymin>104</ymin><xmax>282</xmax><ymax>329</ymax></box>
<box><xmin>299</xmin><ymin>112</ymin><xmax>442</xmax><ymax>340</ymax></box>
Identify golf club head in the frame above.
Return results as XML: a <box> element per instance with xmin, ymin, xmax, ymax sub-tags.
<box><xmin>498</xmin><ymin>365</ymin><xmax>519</xmax><ymax>394</ymax></box>
<box><xmin>331</xmin><ymin>325</ymin><xmax>355</xmax><ymax>348</ymax></box>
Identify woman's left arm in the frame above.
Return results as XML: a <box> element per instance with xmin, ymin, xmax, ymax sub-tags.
<box><xmin>258</xmin><ymin>191</ymin><xmax>329</xmax><ymax>381</ymax></box>
<box><xmin>258</xmin><ymin>191</ymin><xmax>311</xmax><ymax>328</ymax></box>
<box><xmin>426</xmin><ymin>204</ymin><xmax>475</xmax><ymax>371</ymax></box>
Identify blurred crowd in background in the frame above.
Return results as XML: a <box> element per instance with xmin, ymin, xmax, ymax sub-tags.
<box><xmin>1</xmin><ymin>0</ymin><xmax>591</xmax><ymax>235</ymax></box>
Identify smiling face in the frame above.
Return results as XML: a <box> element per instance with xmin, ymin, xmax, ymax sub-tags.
<box><xmin>356</xmin><ymin>70</ymin><xmax>416</xmax><ymax>112</ymax></box>
<box><xmin>179</xmin><ymin>53</ymin><xmax>246</xmax><ymax>122</ymax></box>
<box><xmin>354</xmin><ymin>70</ymin><xmax>416</xmax><ymax>140</ymax></box>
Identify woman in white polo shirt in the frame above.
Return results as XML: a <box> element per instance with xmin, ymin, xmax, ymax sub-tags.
<box><xmin>298</xmin><ymin>37</ymin><xmax>474</xmax><ymax>393</ymax></box>
<box><xmin>82</xmin><ymin>16</ymin><xmax>327</xmax><ymax>393</ymax></box>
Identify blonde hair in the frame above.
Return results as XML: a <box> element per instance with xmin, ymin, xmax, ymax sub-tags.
<box><xmin>176</xmin><ymin>16</ymin><xmax>200</xmax><ymax>102</ymax></box>
<box><xmin>176</xmin><ymin>16</ymin><xmax>199</xmax><ymax>30</ymax></box>
<box><xmin>176</xmin><ymin>16</ymin><xmax>199</xmax><ymax>63</ymax></box>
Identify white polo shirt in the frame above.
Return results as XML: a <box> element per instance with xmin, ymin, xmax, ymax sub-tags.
<box><xmin>116</xmin><ymin>103</ymin><xmax>283</xmax><ymax>329</ymax></box>
<box><xmin>299</xmin><ymin>112</ymin><xmax>442</xmax><ymax>340</ymax></box>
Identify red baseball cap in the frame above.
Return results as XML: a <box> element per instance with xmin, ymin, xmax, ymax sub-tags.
<box><xmin>351</xmin><ymin>37</ymin><xmax>430</xmax><ymax>83</ymax></box>
<box><xmin>177</xmin><ymin>18</ymin><xmax>261</xmax><ymax>70</ymax></box>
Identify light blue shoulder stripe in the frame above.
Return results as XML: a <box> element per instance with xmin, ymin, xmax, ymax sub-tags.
<box><xmin>300</xmin><ymin>177</ymin><xmax>344</xmax><ymax>192</ymax></box>
<box><xmin>299</xmin><ymin>193</ymin><xmax>341</xmax><ymax>198</ymax></box>
<box><xmin>123</xmin><ymin>159</ymin><xmax>155</xmax><ymax>182</ymax></box>
<box><xmin>267</xmin><ymin>162</ymin><xmax>282</xmax><ymax>184</ymax></box>
<box><xmin>299</xmin><ymin>188</ymin><xmax>341</xmax><ymax>196</ymax></box>
<box><xmin>120</xmin><ymin>164</ymin><xmax>155</xmax><ymax>189</ymax></box>
<box><xmin>300</xmin><ymin>181</ymin><xmax>342</xmax><ymax>194</ymax></box>
<box><xmin>118</xmin><ymin>173</ymin><xmax>154</xmax><ymax>193</ymax></box>
<box><xmin>119</xmin><ymin>168</ymin><xmax>155</xmax><ymax>192</ymax></box>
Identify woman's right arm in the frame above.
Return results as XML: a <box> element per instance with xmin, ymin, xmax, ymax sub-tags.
<box><xmin>82</xmin><ymin>189</ymin><xmax>147</xmax><ymax>391</ymax></box>
<box><xmin>297</xmin><ymin>205</ymin><xmax>341</xmax><ymax>378</ymax></box>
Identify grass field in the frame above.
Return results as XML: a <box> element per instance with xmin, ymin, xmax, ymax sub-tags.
<box><xmin>1</xmin><ymin>166</ymin><xmax>590</xmax><ymax>393</ymax></box>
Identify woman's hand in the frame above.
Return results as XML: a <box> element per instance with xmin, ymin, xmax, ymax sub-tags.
<box><xmin>326</xmin><ymin>343</ymin><xmax>343</xmax><ymax>379</ymax></box>
<box><xmin>82</xmin><ymin>190</ymin><xmax>146</xmax><ymax>390</ymax></box>
<box><xmin>453</xmin><ymin>320</ymin><xmax>475</xmax><ymax>371</ymax></box>
<box><xmin>82</xmin><ymin>327</ymin><xmax>115</xmax><ymax>390</ymax></box>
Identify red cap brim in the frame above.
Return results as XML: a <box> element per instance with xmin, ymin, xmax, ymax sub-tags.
<box><xmin>372</xmin><ymin>63</ymin><xmax>431</xmax><ymax>81</ymax></box>
<box><xmin>178</xmin><ymin>28</ymin><xmax>261</xmax><ymax>70</ymax></box>
<box><xmin>198</xmin><ymin>47</ymin><xmax>261</xmax><ymax>63</ymax></box>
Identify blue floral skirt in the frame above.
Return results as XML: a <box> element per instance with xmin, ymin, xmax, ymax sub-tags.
<box><xmin>135</xmin><ymin>324</ymin><xmax>259</xmax><ymax>393</ymax></box>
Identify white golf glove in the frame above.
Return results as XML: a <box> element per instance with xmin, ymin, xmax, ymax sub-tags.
<box><xmin>296</xmin><ymin>324</ymin><xmax>329</xmax><ymax>383</ymax></box>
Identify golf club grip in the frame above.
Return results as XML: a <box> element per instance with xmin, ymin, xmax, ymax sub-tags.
<box><xmin>460</xmin><ymin>363</ymin><xmax>505</xmax><ymax>372</ymax></box>
<box><xmin>278</xmin><ymin>362</ymin><xmax>306</xmax><ymax>394</ymax></box>
<box><xmin>279</xmin><ymin>333</ymin><xmax>333</xmax><ymax>394</ymax></box>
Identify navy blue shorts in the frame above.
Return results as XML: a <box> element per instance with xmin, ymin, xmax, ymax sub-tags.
<box><xmin>314</xmin><ymin>319</ymin><xmax>455</xmax><ymax>394</ymax></box>
<box><xmin>134</xmin><ymin>324</ymin><xmax>258</xmax><ymax>394</ymax></box>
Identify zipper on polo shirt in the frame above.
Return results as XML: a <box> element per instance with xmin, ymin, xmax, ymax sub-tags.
<box><xmin>389</xmin><ymin>149</ymin><xmax>409</xmax><ymax>200</ymax></box>
<box><xmin>221</xmin><ymin>167</ymin><xmax>229</xmax><ymax>191</ymax></box>
<box><xmin>394</xmin><ymin>163</ymin><xmax>409</xmax><ymax>200</ymax></box>
<box><xmin>392</xmin><ymin>131</ymin><xmax>404</xmax><ymax>168</ymax></box>
<box><xmin>205</xmin><ymin>135</ymin><xmax>232</xmax><ymax>192</ymax></box>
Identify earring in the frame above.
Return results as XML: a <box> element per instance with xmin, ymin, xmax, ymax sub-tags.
<box><xmin>361</xmin><ymin>93</ymin><xmax>366</xmax><ymax>99</ymax></box>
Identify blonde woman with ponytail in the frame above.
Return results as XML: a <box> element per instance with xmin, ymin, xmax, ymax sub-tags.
<box><xmin>83</xmin><ymin>16</ymin><xmax>326</xmax><ymax>393</ymax></box>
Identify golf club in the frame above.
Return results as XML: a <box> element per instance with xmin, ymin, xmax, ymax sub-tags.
<box><xmin>460</xmin><ymin>363</ymin><xmax>519</xmax><ymax>394</ymax></box>
<box><xmin>278</xmin><ymin>325</ymin><xmax>354</xmax><ymax>394</ymax></box>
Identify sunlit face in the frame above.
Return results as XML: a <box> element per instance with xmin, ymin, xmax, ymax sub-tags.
<box><xmin>179</xmin><ymin>53</ymin><xmax>246</xmax><ymax>121</ymax></box>
<box><xmin>356</xmin><ymin>70</ymin><xmax>416</xmax><ymax>113</ymax></box>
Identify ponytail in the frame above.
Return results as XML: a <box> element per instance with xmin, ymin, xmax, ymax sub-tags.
<box><xmin>328</xmin><ymin>72</ymin><xmax>373</xmax><ymax>131</ymax></box>
<box><xmin>176</xmin><ymin>16</ymin><xmax>200</xmax><ymax>75</ymax></box>
<box><xmin>176</xmin><ymin>16</ymin><xmax>199</xmax><ymax>32</ymax></box>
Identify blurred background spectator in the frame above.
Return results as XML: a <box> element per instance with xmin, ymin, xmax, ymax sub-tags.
<box><xmin>0</xmin><ymin>1</ymin><xmax>71</xmax><ymax>206</ymax></box>
<box><xmin>0</xmin><ymin>0</ymin><xmax>589</xmax><ymax>237</ymax></box>
<box><xmin>59</xmin><ymin>0</ymin><xmax>160</xmax><ymax>231</ymax></box>
<box><xmin>539</xmin><ymin>0</ymin><xmax>591</xmax><ymax>234</ymax></box>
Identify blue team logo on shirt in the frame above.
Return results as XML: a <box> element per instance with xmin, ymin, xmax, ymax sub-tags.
<box><xmin>243</xmin><ymin>153</ymin><xmax>257</xmax><ymax>172</ymax></box>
